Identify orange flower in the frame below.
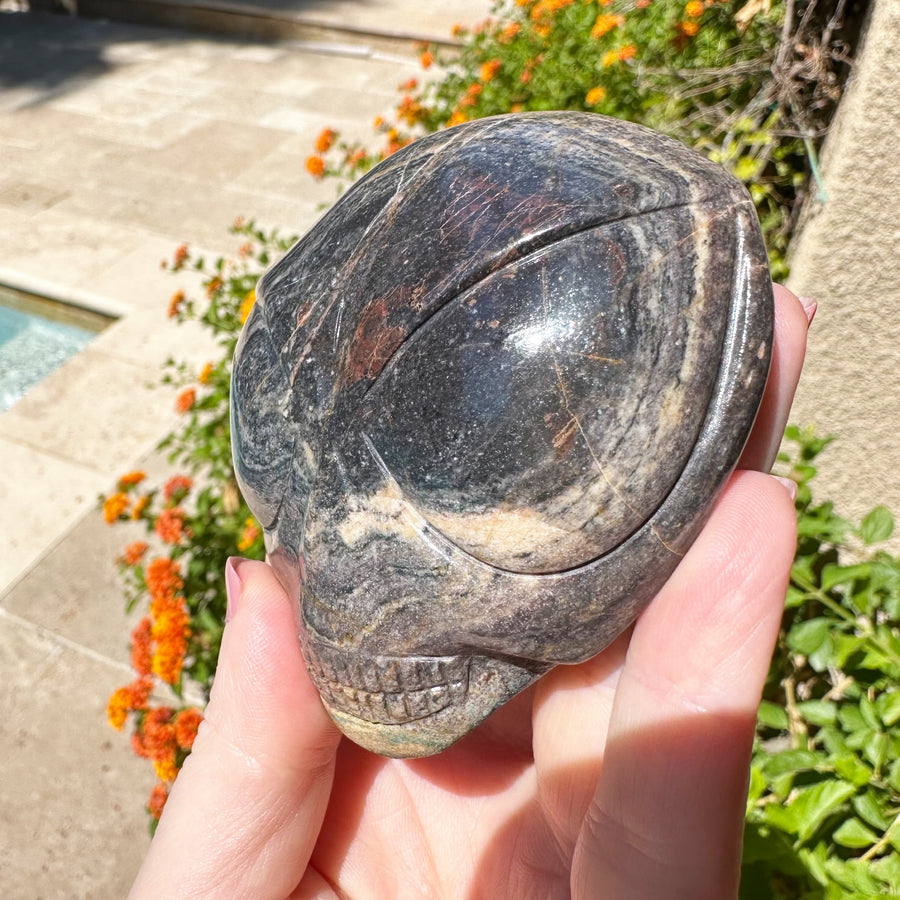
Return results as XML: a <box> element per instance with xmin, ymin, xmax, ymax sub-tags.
<box><xmin>397</xmin><ymin>94</ymin><xmax>423</xmax><ymax>125</ymax></box>
<box><xmin>137</xmin><ymin>707</ymin><xmax>177</xmax><ymax>761</ymax></box>
<box><xmin>163</xmin><ymin>475</ymin><xmax>193</xmax><ymax>503</ymax></box>
<box><xmin>315</xmin><ymin>127</ymin><xmax>335</xmax><ymax>153</ymax></box>
<box><xmin>447</xmin><ymin>110</ymin><xmax>468</xmax><ymax>127</ymax></box>
<box><xmin>419</xmin><ymin>50</ymin><xmax>434</xmax><ymax>69</ymax></box>
<box><xmin>174</xmin><ymin>708</ymin><xmax>203</xmax><ymax>750</ymax></box>
<box><xmin>131</xmin><ymin>618</ymin><xmax>154</xmax><ymax>677</ymax></box>
<box><xmin>237</xmin><ymin>516</ymin><xmax>261</xmax><ymax>552</ymax></box>
<box><xmin>118</xmin><ymin>471</ymin><xmax>146</xmax><ymax>487</ymax></box>
<box><xmin>172</xmin><ymin>244</ymin><xmax>189</xmax><ymax>270</ymax></box>
<box><xmin>151</xmin><ymin>598</ymin><xmax>190</xmax><ymax>686</ymax></box>
<box><xmin>591</xmin><ymin>13</ymin><xmax>624</xmax><ymax>38</ymax></box>
<box><xmin>175</xmin><ymin>388</ymin><xmax>195</xmax><ymax>414</ymax></box>
<box><xmin>155</xmin><ymin>507</ymin><xmax>186</xmax><ymax>545</ymax></box>
<box><xmin>530</xmin><ymin>0</ymin><xmax>574</xmax><ymax>19</ymax></box>
<box><xmin>131</xmin><ymin>495</ymin><xmax>150</xmax><ymax>520</ymax></box>
<box><xmin>602</xmin><ymin>49</ymin><xmax>619</xmax><ymax>66</ymax></box>
<box><xmin>167</xmin><ymin>290</ymin><xmax>184</xmax><ymax>319</ymax></box>
<box><xmin>240</xmin><ymin>289</ymin><xmax>256</xmax><ymax>324</ymax></box>
<box><xmin>106</xmin><ymin>677</ymin><xmax>152</xmax><ymax>729</ymax></box>
<box><xmin>618</xmin><ymin>43</ymin><xmax>638</xmax><ymax>60</ymax></box>
<box><xmin>103</xmin><ymin>493</ymin><xmax>129</xmax><ymax>524</ymax></box>
<box><xmin>533</xmin><ymin>23</ymin><xmax>551</xmax><ymax>37</ymax></box>
<box><xmin>511</xmin><ymin>103</ymin><xmax>523</xmax><ymax>113</ymax></box>
<box><xmin>480</xmin><ymin>59</ymin><xmax>502</xmax><ymax>82</ymax></box>
<box><xmin>123</xmin><ymin>541</ymin><xmax>149</xmax><ymax>566</ymax></box>
<box><xmin>199</xmin><ymin>361</ymin><xmax>213</xmax><ymax>384</ymax></box>
<box><xmin>586</xmin><ymin>86</ymin><xmax>607</xmax><ymax>105</ymax></box>
<box><xmin>679</xmin><ymin>19</ymin><xmax>699</xmax><ymax>34</ymax></box>
<box><xmin>498</xmin><ymin>21</ymin><xmax>520</xmax><ymax>42</ymax></box>
<box><xmin>373</xmin><ymin>115</ymin><xmax>384</xmax><ymax>129</ymax></box>
<box><xmin>398</xmin><ymin>77</ymin><xmax>418</xmax><ymax>91</ymax></box>
<box><xmin>145</xmin><ymin>557</ymin><xmax>183</xmax><ymax>602</ymax></box>
<box><xmin>521</xmin><ymin>67</ymin><xmax>533</xmax><ymax>84</ymax></box>
<box><xmin>685</xmin><ymin>0</ymin><xmax>704</xmax><ymax>15</ymax></box>
<box><xmin>153</xmin><ymin>755</ymin><xmax>178</xmax><ymax>782</ymax></box>
<box><xmin>205</xmin><ymin>277</ymin><xmax>222</xmax><ymax>299</ymax></box>
<box><xmin>238</xmin><ymin>241</ymin><xmax>253</xmax><ymax>258</ymax></box>
<box><xmin>129</xmin><ymin>676</ymin><xmax>153</xmax><ymax>709</ymax></box>
<box><xmin>451</xmin><ymin>23</ymin><xmax>464</xmax><ymax>36</ymax></box>
<box><xmin>305</xmin><ymin>155</ymin><xmax>325</xmax><ymax>178</ymax></box>
<box><xmin>148</xmin><ymin>783</ymin><xmax>168</xmax><ymax>820</ymax></box>
<box><xmin>106</xmin><ymin>687</ymin><xmax>131</xmax><ymax>730</ymax></box>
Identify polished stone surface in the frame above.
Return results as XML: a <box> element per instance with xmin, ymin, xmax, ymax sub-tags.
<box><xmin>231</xmin><ymin>112</ymin><xmax>773</xmax><ymax>757</ymax></box>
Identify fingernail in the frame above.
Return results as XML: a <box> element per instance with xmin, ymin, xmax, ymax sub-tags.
<box><xmin>773</xmin><ymin>475</ymin><xmax>798</xmax><ymax>502</ymax></box>
<box><xmin>225</xmin><ymin>556</ymin><xmax>245</xmax><ymax>623</ymax></box>
<box><xmin>798</xmin><ymin>296</ymin><xmax>818</xmax><ymax>326</ymax></box>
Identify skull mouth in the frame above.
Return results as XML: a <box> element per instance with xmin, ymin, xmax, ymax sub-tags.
<box><xmin>299</xmin><ymin>628</ymin><xmax>549</xmax><ymax>757</ymax></box>
<box><xmin>302</xmin><ymin>635</ymin><xmax>471</xmax><ymax>725</ymax></box>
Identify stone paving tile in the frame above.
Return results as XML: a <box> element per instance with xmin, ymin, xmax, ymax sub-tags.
<box><xmin>2</xmin><ymin>472</ymin><xmax>155</xmax><ymax>661</ymax></box>
<box><xmin>0</xmin><ymin>342</ymin><xmax>179</xmax><ymax>473</ymax></box>
<box><xmin>0</xmin><ymin>207</ymin><xmax>145</xmax><ymax>292</ymax></box>
<box><xmin>0</xmin><ymin>615</ymin><xmax>153</xmax><ymax>898</ymax></box>
<box><xmin>142</xmin><ymin>118</ymin><xmax>295</xmax><ymax>184</ymax></box>
<box><xmin>0</xmin><ymin>439</ymin><xmax>105</xmax><ymax>590</ymax></box>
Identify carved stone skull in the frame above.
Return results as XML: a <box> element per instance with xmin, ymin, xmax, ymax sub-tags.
<box><xmin>230</xmin><ymin>112</ymin><xmax>773</xmax><ymax>757</ymax></box>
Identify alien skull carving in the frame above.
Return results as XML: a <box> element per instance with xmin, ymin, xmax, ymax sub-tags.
<box><xmin>230</xmin><ymin>112</ymin><xmax>773</xmax><ymax>757</ymax></box>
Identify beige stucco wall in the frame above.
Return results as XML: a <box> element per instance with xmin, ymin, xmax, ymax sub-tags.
<box><xmin>786</xmin><ymin>0</ymin><xmax>900</xmax><ymax>546</ymax></box>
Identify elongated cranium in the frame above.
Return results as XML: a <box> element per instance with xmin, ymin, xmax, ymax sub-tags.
<box><xmin>231</xmin><ymin>112</ymin><xmax>772</xmax><ymax>757</ymax></box>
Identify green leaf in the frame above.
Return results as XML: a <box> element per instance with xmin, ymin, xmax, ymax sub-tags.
<box><xmin>787</xmin><ymin>617</ymin><xmax>831</xmax><ymax>655</ymax></box>
<box><xmin>831</xmin><ymin>753</ymin><xmax>873</xmax><ymax>787</ymax></box>
<box><xmin>859</xmin><ymin>505</ymin><xmax>894</xmax><ymax>545</ymax></box>
<box><xmin>859</xmin><ymin>696</ymin><xmax>880</xmax><ymax>730</ymax></box>
<box><xmin>822</xmin><ymin>562</ymin><xmax>872</xmax><ymax>592</ymax></box>
<box><xmin>863</xmin><ymin>731</ymin><xmax>888</xmax><ymax>771</ymax></box>
<box><xmin>878</xmin><ymin>692</ymin><xmax>900</xmax><ymax>727</ymax></box>
<box><xmin>797</xmin><ymin>699</ymin><xmax>838</xmax><ymax>727</ymax></box>
<box><xmin>792</xmin><ymin>780</ymin><xmax>857</xmax><ymax>842</ymax></box>
<box><xmin>762</xmin><ymin>749</ymin><xmax>823</xmax><ymax>778</ymax></box>
<box><xmin>746</xmin><ymin>764</ymin><xmax>767</xmax><ymax>811</ymax></box>
<box><xmin>852</xmin><ymin>790</ymin><xmax>890</xmax><ymax>830</ymax></box>
<box><xmin>832</xmin><ymin>817</ymin><xmax>878</xmax><ymax>849</ymax></box>
<box><xmin>757</xmin><ymin>700</ymin><xmax>790</xmax><ymax>730</ymax></box>
<box><xmin>839</xmin><ymin>705</ymin><xmax>867</xmax><ymax>732</ymax></box>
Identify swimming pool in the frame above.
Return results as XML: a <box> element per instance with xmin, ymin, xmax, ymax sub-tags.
<box><xmin>0</xmin><ymin>285</ymin><xmax>112</xmax><ymax>413</ymax></box>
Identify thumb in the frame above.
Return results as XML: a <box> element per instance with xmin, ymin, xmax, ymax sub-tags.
<box><xmin>129</xmin><ymin>558</ymin><xmax>341</xmax><ymax>900</ymax></box>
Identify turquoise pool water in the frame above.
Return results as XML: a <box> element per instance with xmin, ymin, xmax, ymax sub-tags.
<box><xmin>0</xmin><ymin>286</ymin><xmax>111</xmax><ymax>413</ymax></box>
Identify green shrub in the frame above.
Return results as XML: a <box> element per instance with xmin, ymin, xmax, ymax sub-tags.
<box><xmin>744</xmin><ymin>427</ymin><xmax>900</xmax><ymax>897</ymax></box>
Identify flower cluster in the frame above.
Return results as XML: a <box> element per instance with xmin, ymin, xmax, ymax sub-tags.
<box><xmin>104</xmin><ymin>222</ymin><xmax>277</xmax><ymax>828</ymax></box>
<box><xmin>105</xmin><ymin>544</ymin><xmax>200</xmax><ymax>820</ymax></box>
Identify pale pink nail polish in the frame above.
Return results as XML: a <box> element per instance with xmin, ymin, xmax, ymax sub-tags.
<box><xmin>798</xmin><ymin>296</ymin><xmax>818</xmax><ymax>326</ymax></box>
<box><xmin>773</xmin><ymin>475</ymin><xmax>798</xmax><ymax>502</ymax></box>
<box><xmin>225</xmin><ymin>556</ymin><xmax>244</xmax><ymax>623</ymax></box>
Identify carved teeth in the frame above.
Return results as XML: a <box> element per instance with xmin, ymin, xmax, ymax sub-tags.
<box><xmin>302</xmin><ymin>637</ymin><xmax>470</xmax><ymax>724</ymax></box>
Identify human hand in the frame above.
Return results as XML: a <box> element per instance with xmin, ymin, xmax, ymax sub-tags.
<box><xmin>128</xmin><ymin>285</ymin><xmax>811</xmax><ymax>900</ymax></box>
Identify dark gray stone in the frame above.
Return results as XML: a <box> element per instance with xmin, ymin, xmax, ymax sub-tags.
<box><xmin>231</xmin><ymin>112</ymin><xmax>773</xmax><ymax>757</ymax></box>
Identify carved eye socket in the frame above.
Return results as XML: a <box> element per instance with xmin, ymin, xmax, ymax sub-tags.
<box><xmin>231</xmin><ymin>312</ymin><xmax>295</xmax><ymax>530</ymax></box>
<box><xmin>360</xmin><ymin>201</ymin><xmax>731</xmax><ymax>574</ymax></box>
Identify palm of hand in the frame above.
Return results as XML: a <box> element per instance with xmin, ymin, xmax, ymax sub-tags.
<box><xmin>309</xmin><ymin>649</ymin><xmax>623</xmax><ymax>899</ymax></box>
